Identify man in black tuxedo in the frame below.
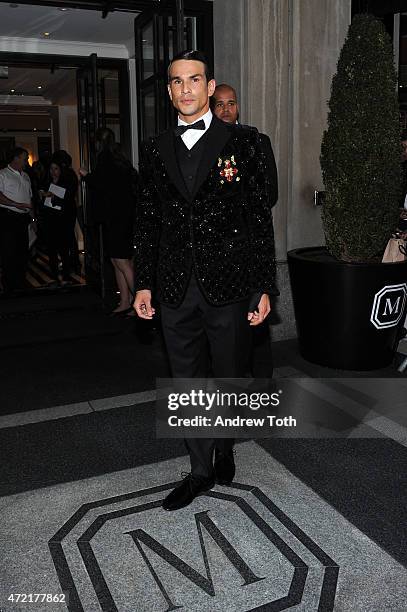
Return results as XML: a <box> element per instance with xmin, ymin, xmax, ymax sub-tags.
<box><xmin>212</xmin><ymin>83</ymin><xmax>278</xmax><ymax>209</ymax></box>
<box><xmin>134</xmin><ymin>50</ymin><xmax>277</xmax><ymax>511</ymax></box>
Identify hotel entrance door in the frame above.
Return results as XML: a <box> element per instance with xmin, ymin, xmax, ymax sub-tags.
<box><xmin>76</xmin><ymin>53</ymin><xmax>131</xmax><ymax>298</ymax></box>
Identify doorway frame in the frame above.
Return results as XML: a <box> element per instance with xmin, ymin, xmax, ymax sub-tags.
<box><xmin>0</xmin><ymin>52</ymin><xmax>131</xmax><ymax>159</ymax></box>
<box><xmin>0</xmin><ymin>52</ymin><xmax>131</xmax><ymax>296</ymax></box>
<box><xmin>0</xmin><ymin>0</ymin><xmax>214</xmax><ymax>152</ymax></box>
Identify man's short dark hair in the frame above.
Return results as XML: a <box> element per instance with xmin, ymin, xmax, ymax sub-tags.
<box><xmin>9</xmin><ymin>147</ymin><xmax>28</xmax><ymax>162</ymax></box>
<box><xmin>167</xmin><ymin>50</ymin><xmax>213</xmax><ymax>83</ymax></box>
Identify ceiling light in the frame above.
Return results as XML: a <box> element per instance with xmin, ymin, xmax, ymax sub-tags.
<box><xmin>47</xmin><ymin>128</ymin><xmax>51</xmax><ymax>131</ymax></box>
<box><xmin>43</xmin><ymin>32</ymin><xmax>51</xmax><ymax>38</ymax></box>
<box><xmin>59</xmin><ymin>7</ymin><xmax>68</xmax><ymax>10</ymax></box>
<box><xmin>10</xmin><ymin>88</ymin><xmax>15</xmax><ymax>92</ymax></box>
<box><xmin>33</xmin><ymin>128</ymin><xmax>37</xmax><ymax>131</ymax></box>
<box><xmin>37</xmin><ymin>85</ymin><xmax>42</xmax><ymax>89</ymax></box>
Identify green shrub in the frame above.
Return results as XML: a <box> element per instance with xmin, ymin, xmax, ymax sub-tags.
<box><xmin>320</xmin><ymin>13</ymin><xmax>401</xmax><ymax>262</ymax></box>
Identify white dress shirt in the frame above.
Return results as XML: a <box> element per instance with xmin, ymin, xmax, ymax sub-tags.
<box><xmin>178</xmin><ymin>108</ymin><xmax>213</xmax><ymax>150</ymax></box>
<box><xmin>0</xmin><ymin>165</ymin><xmax>32</xmax><ymax>214</ymax></box>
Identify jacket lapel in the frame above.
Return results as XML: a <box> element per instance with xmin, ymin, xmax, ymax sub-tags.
<box><xmin>192</xmin><ymin>115</ymin><xmax>232</xmax><ymax>199</ymax></box>
<box><xmin>157</xmin><ymin>129</ymin><xmax>190</xmax><ymax>202</ymax></box>
<box><xmin>156</xmin><ymin>115</ymin><xmax>233</xmax><ymax>202</ymax></box>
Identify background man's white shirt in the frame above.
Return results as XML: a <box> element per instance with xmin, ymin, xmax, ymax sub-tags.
<box><xmin>0</xmin><ymin>165</ymin><xmax>32</xmax><ymax>214</ymax></box>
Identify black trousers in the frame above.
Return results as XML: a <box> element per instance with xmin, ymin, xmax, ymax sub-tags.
<box><xmin>0</xmin><ymin>207</ymin><xmax>29</xmax><ymax>292</ymax></box>
<box><xmin>42</xmin><ymin>211</ymin><xmax>76</xmax><ymax>280</ymax></box>
<box><xmin>160</xmin><ymin>271</ymin><xmax>252</xmax><ymax>479</ymax></box>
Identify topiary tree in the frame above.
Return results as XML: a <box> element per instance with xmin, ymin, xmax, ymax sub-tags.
<box><xmin>320</xmin><ymin>13</ymin><xmax>401</xmax><ymax>262</ymax></box>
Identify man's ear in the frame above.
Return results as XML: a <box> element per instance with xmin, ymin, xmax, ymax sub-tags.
<box><xmin>208</xmin><ymin>79</ymin><xmax>216</xmax><ymax>98</ymax></box>
<box><xmin>167</xmin><ymin>83</ymin><xmax>173</xmax><ymax>101</ymax></box>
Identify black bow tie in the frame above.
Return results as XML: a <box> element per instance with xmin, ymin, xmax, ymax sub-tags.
<box><xmin>174</xmin><ymin>119</ymin><xmax>205</xmax><ymax>137</ymax></box>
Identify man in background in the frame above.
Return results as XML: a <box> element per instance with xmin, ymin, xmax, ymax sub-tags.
<box><xmin>212</xmin><ymin>83</ymin><xmax>278</xmax><ymax>209</ymax></box>
<box><xmin>212</xmin><ymin>83</ymin><xmax>279</xmax><ymax>377</ymax></box>
<box><xmin>0</xmin><ymin>147</ymin><xmax>33</xmax><ymax>293</ymax></box>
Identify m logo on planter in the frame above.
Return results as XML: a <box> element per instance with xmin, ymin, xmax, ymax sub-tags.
<box><xmin>370</xmin><ymin>283</ymin><xmax>407</xmax><ymax>330</ymax></box>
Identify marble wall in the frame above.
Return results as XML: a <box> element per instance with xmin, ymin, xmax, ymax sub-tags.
<box><xmin>213</xmin><ymin>0</ymin><xmax>351</xmax><ymax>339</ymax></box>
<box><xmin>213</xmin><ymin>0</ymin><xmax>246</xmax><ymax>117</ymax></box>
<box><xmin>288</xmin><ymin>0</ymin><xmax>352</xmax><ymax>252</ymax></box>
<box><xmin>244</xmin><ymin>0</ymin><xmax>290</xmax><ymax>260</ymax></box>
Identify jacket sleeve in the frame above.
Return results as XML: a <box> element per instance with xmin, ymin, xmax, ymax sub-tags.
<box><xmin>244</xmin><ymin>130</ymin><xmax>279</xmax><ymax>296</ymax></box>
<box><xmin>133</xmin><ymin>140</ymin><xmax>162</xmax><ymax>292</ymax></box>
<box><xmin>259</xmin><ymin>133</ymin><xmax>278</xmax><ymax>209</ymax></box>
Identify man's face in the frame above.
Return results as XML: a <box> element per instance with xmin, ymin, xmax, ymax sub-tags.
<box><xmin>168</xmin><ymin>59</ymin><xmax>215</xmax><ymax>122</ymax></box>
<box><xmin>212</xmin><ymin>87</ymin><xmax>239</xmax><ymax>124</ymax></box>
<box><xmin>402</xmin><ymin>140</ymin><xmax>407</xmax><ymax>162</ymax></box>
<box><xmin>14</xmin><ymin>152</ymin><xmax>28</xmax><ymax>170</ymax></box>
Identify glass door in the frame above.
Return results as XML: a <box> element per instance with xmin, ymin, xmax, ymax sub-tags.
<box><xmin>134</xmin><ymin>0</ymin><xmax>214</xmax><ymax>141</ymax></box>
<box><xmin>134</xmin><ymin>10</ymin><xmax>167</xmax><ymax>140</ymax></box>
<box><xmin>76</xmin><ymin>53</ymin><xmax>106</xmax><ymax>296</ymax></box>
<box><xmin>77</xmin><ymin>54</ymin><xmax>132</xmax><ymax>299</ymax></box>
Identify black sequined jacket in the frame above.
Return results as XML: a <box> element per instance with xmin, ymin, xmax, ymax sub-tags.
<box><xmin>134</xmin><ymin>115</ymin><xmax>277</xmax><ymax>307</ymax></box>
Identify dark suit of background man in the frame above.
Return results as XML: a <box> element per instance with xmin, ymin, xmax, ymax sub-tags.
<box><xmin>134</xmin><ymin>51</ymin><xmax>277</xmax><ymax>511</ymax></box>
<box><xmin>212</xmin><ymin>83</ymin><xmax>279</xmax><ymax>378</ymax></box>
<box><xmin>212</xmin><ymin>83</ymin><xmax>278</xmax><ymax>209</ymax></box>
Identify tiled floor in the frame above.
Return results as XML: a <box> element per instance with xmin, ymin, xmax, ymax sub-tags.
<box><xmin>26</xmin><ymin>248</ymin><xmax>86</xmax><ymax>289</ymax></box>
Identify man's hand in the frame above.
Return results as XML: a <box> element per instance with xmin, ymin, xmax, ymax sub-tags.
<box><xmin>247</xmin><ymin>293</ymin><xmax>271</xmax><ymax>326</ymax></box>
<box><xmin>15</xmin><ymin>201</ymin><xmax>33</xmax><ymax>210</ymax></box>
<box><xmin>133</xmin><ymin>289</ymin><xmax>155</xmax><ymax>319</ymax></box>
<box><xmin>79</xmin><ymin>167</ymin><xmax>88</xmax><ymax>177</ymax></box>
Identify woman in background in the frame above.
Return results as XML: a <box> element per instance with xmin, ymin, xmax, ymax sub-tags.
<box><xmin>79</xmin><ymin>128</ymin><xmax>138</xmax><ymax>314</ymax></box>
<box><xmin>40</xmin><ymin>155</ymin><xmax>78</xmax><ymax>284</ymax></box>
<box><xmin>53</xmin><ymin>150</ymin><xmax>82</xmax><ymax>272</ymax></box>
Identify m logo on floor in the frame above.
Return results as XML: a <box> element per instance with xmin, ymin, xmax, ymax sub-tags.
<box><xmin>49</xmin><ymin>481</ymin><xmax>337</xmax><ymax>611</ymax></box>
<box><xmin>126</xmin><ymin>510</ymin><xmax>264</xmax><ymax>610</ymax></box>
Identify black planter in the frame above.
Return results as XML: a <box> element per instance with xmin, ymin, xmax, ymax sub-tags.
<box><xmin>288</xmin><ymin>247</ymin><xmax>407</xmax><ymax>370</ymax></box>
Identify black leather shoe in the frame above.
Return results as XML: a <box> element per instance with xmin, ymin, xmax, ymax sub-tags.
<box><xmin>214</xmin><ymin>449</ymin><xmax>236</xmax><ymax>485</ymax></box>
<box><xmin>162</xmin><ymin>474</ymin><xmax>214</xmax><ymax>511</ymax></box>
